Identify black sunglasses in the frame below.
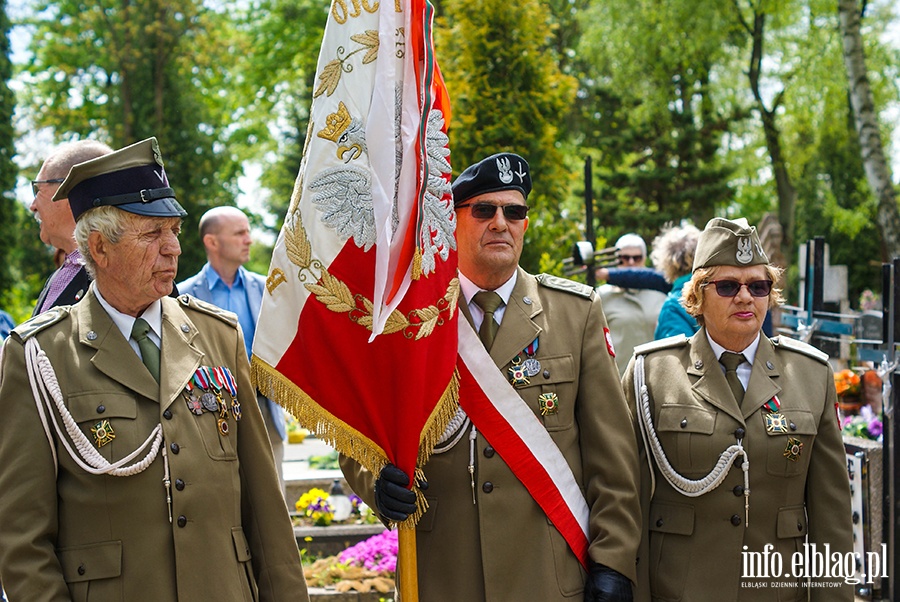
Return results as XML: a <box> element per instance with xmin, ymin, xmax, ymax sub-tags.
<box><xmin>455</xmin><ymin>202</ymin><xmax>529</xmax><ymax>221</ymax></box>
<box><xmin>32</xmin><ymin>178</ymin><xmax>65</xmax><ymax>197</ymax></box>
<box><xmin>704</xmin><ymin>279</ymin><xmax>773</xmax><ymax>298</ymax></box>
<box><xmin>617</xmin><ymin>254</ymin><xmax>644</xmax><ymax>263</ymax></box>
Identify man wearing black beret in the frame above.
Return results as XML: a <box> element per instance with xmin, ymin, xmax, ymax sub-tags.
<box><xmin>343</xmin><ymin>152</ymin><xmax>641</xmax><ymax>601</ymax></box>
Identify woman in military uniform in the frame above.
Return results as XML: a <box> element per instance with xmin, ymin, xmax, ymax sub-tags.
<box><xmin>624</xmin><ymin>217</ymin><xmax>853</xmax><ymax>602</ymax></box>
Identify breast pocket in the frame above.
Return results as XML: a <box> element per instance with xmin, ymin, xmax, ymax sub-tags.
<box><xmin>764</xmin><ymin>410</ymin><xmax>817</xmax><ymax>477</ymax></box>
<box><xmin>67</xmin><ymin>393</ymin><xmax>139</xmax><ymax>463</ymax></box>
<box><xmin>656</xmin><ymin>405</ymin><xmax>717</xmax><ymax>476</ymax></box>
<box><xmin>512</xmin><ymin>354</ymin><xmax>575</xmax><ymax>431</ymax></box>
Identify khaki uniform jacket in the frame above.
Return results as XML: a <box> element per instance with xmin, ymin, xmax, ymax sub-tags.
<box><xmin>342</xmin><ymin>268</ymin><xmax>641</xmax><ymax>601</ymax></box>
<box><xmin>0</xmin><ymin>288</ymin><xmax>309</xmax><ymax>602</ymax></box>
<box><xmin>624</xmin><ymin>329</ymin><xmax>853</xmax><ymax>602</ymax></box>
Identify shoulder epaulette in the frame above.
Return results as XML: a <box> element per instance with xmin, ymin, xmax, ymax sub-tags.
<box><xmin>634</xmin><ymin>334</ymin><xmax>688</xmax><ymax>356</ymax></box>
<box><xmin>536</xmin><ymin>274</ymin><xmax>593</xmax><ymax>299</ymax></box>
<box><xmin>12</xmin><ymin>307</ymin><xmax>70</xmax><ymax>341</ymax></box>
<box><xmin>178</xmin><ymin>294</ymin><xmax>238</xmax><ymax>327</ymax></box>
<box><xmin>771</xmin><ymin>335</ymin><xmax>829</xmax><ymax>364</ymax></box>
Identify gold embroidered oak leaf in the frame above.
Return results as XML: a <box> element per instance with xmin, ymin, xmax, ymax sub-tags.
<box><xmin>351</xmin><ymin>30</ymin><xmax>379</xmax><ymax>64</ymax></box>
<box><xmin>305</xmin><ymin>271</ymin><xmax>355</xmax><ymax>313</ymax></box>
<box><xmin>314</xmin><ymin>59</ymin><xmax>343</xmax><ymax>98</ymax></box>
<box><xmin>415</xmin><ymin>305</ymin><xmax>441</xmax><ymax>340</ymax></box>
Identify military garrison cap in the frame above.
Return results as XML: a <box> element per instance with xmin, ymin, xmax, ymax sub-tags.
<box><xmin>693</xmin><ymin>217</ymin><xmax>768</xmax><ymax>271</ymax></box>
<box><xmin>53</xmin><ymin>137</ymin><xmax>187</xmax><ymax>221</ymax></box>
<box><xmin>452</xmin><ymin>152</ymin><xmax>532</xmax><ymax>205</ymax></box>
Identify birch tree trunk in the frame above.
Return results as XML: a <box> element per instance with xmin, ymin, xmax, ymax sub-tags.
<box><xmin>838</xmin><ymin>0</ymin><xmax>900</xmax><ymax>259</ymax></box>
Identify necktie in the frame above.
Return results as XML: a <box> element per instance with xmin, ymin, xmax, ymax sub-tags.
<box><xmin>472</xmin><ymin>291</ymin><xmax>503</xmax><ymax>350</ymax></box>
<box><xmin>720</xmin><ymin>351</ymin><xmax>746</xmax><ymax>405</ymax></box>
<box><xmin>132</xmin><ymin>318</ymin><xmax>161</xmax><ymax>383</ymax></box>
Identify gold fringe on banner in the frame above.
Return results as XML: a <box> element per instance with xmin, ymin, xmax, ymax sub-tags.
<box><xmin>251</xmin><ymin>356</ymin><xmax>460</xmax><ymax>527</ymax></box>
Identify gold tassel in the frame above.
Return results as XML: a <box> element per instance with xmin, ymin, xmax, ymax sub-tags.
<box><xmin>251</xmin><ymin>357</ymin><xmax>460</xmax><ymax>527</ymax></box>
<box><xmin>411</xmin><ymin>247</ymin><xmax>423</xmax><ymax>281</ymax></box>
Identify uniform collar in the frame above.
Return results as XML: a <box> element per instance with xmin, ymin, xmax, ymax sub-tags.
<box><xmin>707</xmin><ymin>331</ymin><xmax>761</xmax><ymax>366</ymax></box>
<box><xmin>94</xmin><ymin>286</ymin><xmax>163</xmax><ymax>345</ymax></box>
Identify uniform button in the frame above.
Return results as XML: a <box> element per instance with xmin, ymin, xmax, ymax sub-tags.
<box><xmin>731</xmin><ymin>514</ymin><xmax>742</xmax><ymax>526</ymax></box>
<box><xmin>680</xmin><ymin>419</ymin><xmax>688</xmax><ymax>429</ymax></box>
<box><xmin>175</xmin><ymin>478</ymin><xmax>185</xmax><ymax>491</ymax></box>
<box><xmin>733</xmin><ymin>485</ymin><xmax>744</xmax><ymax>496</ymax></box>
<box><xmin>797</xmin><ymin>522</ymin><xmax>803</xmax><ymax>532</ymax></box>
<box><xmin>163</xmin><ymin>409</ymin><xmax>173</xmax><ymax>420</ymax></box>
<box><xmin>482</xmin><ymin>482</ymin><xmax>493</xmax><ymax>493</ymax></box>
<box><xmin>77</xmin><ymin>564</ymin><xmax>86</xmax><ymax>576</ymax></box>
<box><xmin>170</xmin><ymin>442</ymin><xmax>180</xmax><ymax>454</ymax></box>
<box><xmin>96</xmin><ymin>405</ymin><xmax>105</xmax><ymax>414</ymax></box>
<box><xmin>655</xmin><ymin>518</ymin><xmax>663</xmax><ymax>527</ymax></box>
<box><xmin>177</xmin><ymin>516</ymin><xmax>187</xmax><ymax>528</ymax></box>
<box><xmin>483</xmin><ymin>446</ymin><xmax>495</xmax><ymax>458</ymax></box>
<box><xmin>543</xmin><ymin>370</ymin><xmax>550</xmax><ymax>379</ymax></box>
<box><xmin>789</xmin><ymin>422</ymin><xmax>797</xmax><ymax>431</ymax></box>
<box><xmin>734</xmin><ymin>428</ymin><xmax>745</xmax><ymax>439</ymax></box>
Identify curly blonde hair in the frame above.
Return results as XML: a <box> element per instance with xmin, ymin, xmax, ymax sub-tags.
<box><xmin>650</xmin><ymin>222</ymin><xmax>701</xmax><ymax>283</ymax></box>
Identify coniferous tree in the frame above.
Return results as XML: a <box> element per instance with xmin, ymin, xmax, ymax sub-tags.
<box><xmin>436</xmin><ymin>0</ymin><xmax>578</xmax><ymax>272</ymax></box>
<box><xmin>0</xmin><ymin>0</ymin><xmax>18</xmax><ymax>304</ymax></box>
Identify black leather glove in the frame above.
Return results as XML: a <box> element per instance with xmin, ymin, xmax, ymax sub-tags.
<box><xmin>374</xmin><ymin>463</ymin><xmax>417</xmax><ymax>522</ymax></box>
<box><xmin>584</xmin><ymin>562</ymin><xmax>633</xmax><ymax>602</ymax></box>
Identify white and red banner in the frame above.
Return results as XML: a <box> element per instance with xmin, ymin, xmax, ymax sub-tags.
<box><xmin>252</xmin><ymin>0</ymin><xmax>590</xmax><ymax>565</ymax></box>
<box><xmin>456</xmin><ymin>320</ymin><xmax>591</xmax><ymax>569</ymax></box>
<box><xmin>251</xmin><ymin>0</ymin><xmax>459</xmax><ymax>510</ymax></box>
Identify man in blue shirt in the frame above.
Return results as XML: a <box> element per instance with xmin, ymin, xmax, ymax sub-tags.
<box><xmin>178</xmin><ymin>206</ymin><xmax>288</xmax><ymax>500</ymax></box>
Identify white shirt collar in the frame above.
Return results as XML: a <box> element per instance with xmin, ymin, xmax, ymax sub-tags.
<box><xmin>458</xmin><ymin>270</ymin><xmax>517</xmax><ymax>329</ymax></box>
<box><xmin>707</xmin><ymin>331</ymin><xmax>760</xmax><ymax>390</ymax></box>
<box><xmin>94</xmin><ymin>287</ymin><xmax>163</xmax><ymax>348</ymax></box>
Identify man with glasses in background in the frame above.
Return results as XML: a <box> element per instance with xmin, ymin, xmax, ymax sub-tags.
<box><xmin>343</xmin><ymin>152</ymin><xmax>641</xmax><ymax>601</ymax></box>
<box><xmin>598</xmin><ymin>233</ymin><xmax>667</xmax><ymax>375</ymax></box>
<box><xmin>30</xmin><ymin>140</ymin><xmax>113</xmax><ymax>315</ymax></box>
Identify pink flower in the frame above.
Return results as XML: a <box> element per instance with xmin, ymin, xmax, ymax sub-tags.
<box><xmin>339</xmin><ymin>530</ymin><xmax>399</xmax><ymax>573</ymax></box>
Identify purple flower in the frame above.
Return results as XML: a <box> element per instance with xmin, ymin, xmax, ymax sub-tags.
<box><xmin>867</xmin><ymin>418</ymin><xmax>883</xmax><ymax>438</ymax></box>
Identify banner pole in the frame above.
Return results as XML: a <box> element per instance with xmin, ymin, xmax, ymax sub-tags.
<box><xmin>398</xmin><ymin>525</ymin><xmax>418</xmax><ymax>601</ymax></box>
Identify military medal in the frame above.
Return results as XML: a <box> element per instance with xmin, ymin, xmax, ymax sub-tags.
<box><xmin>783</xmin><ymin>437</ymin><xmax>803</xmax><ymax>462</ymax></box>
<box><xmin>192</xmin><ymin>368</ymin><xmax>219</xmax><ymax>412</ymax></box>
<box><xmin>221</xmin><ymin>367</ymin><xmax>241</xmax><ymax>421</ymax></box>
<box><xmin>91</xmin><ymin>419</ymin><xmax>116</xmax><ymax>448</ymax></box>
<box><xmin>538</xmin><ymin>392</ymin><xmax>559</xmax><ymax>415</ymax></box>
<box><xmin>508</xmin><ymin>356</ymin><xmax>530</xmax><ymax>387</ymax></box>
<box><xmin>522</xmin><ymin>337</ymin><xmax>541</xmax><ymax>377</ymax></box>
<box><xmin>183</xmin><ymin>381</ymin><xmax>204</xmax><ymax>415</ymax></box>
<box><xmin>763</xmin><ymin>395</ymin><xmax>787</xmax><ymax>433</ymax></box>
<box><xmin>207</xmin><ymin>366</ymin><xmax>231</xmax><ymax>436</ymax></box>
<box><xmin>184</xmin><ymin>391</ymin><xmax>204</xmax><ymax>415</ymax></box>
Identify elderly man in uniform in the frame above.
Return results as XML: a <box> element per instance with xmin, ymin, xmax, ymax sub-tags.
<box><xmin>342</xmin><ymin>152</ymin><xmax>641</xmax><ymax>601</ymax></box>
<box><xmin>0</xmin><ymin>138</ymin><xmax>309</xmax><ymax>601</ymax></box>
<box><xmin>625</xmin><ymin>217</ymin><xmax>852</xmax><ymax>601</ymax></box>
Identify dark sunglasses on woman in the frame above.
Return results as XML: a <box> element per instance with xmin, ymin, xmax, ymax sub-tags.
<box><xmin>704</xmin><ymin>279</ymin><xmax>773</xmax><ymax>298</ymax></box>
<box><xmin>455</xmin><ymin>202</ymin><xmax>529</xmax><ymax>221</ymax></box>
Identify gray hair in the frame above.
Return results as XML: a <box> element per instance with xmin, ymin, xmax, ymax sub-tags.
<box><xmin>74</xmin><ymin>206</ymin><xmax>129</xmax><ymax>278</ymax></box>
<box><xmin>41</xmin><ymin>140</ymin><xmax>114</xmax><ymax>180</ymax></box>
<box><xmin>650</xmin><ymin>222</ymin><xmax>701</xmax><ymax>283</ymax></box>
